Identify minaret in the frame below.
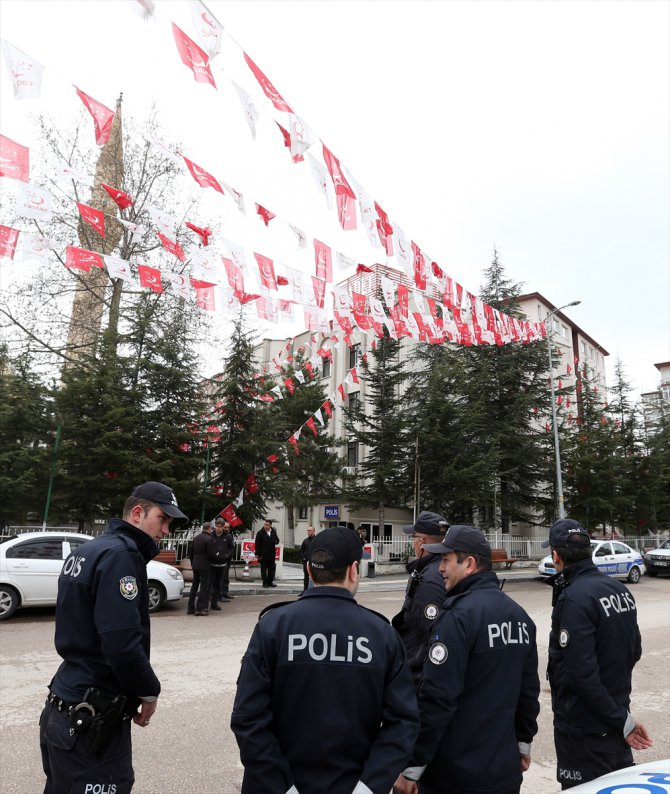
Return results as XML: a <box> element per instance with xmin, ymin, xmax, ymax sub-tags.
<box><xmin>63</xmin><ymin>94</ymin><xmax>125</xmax><ymax>368</ymax></box>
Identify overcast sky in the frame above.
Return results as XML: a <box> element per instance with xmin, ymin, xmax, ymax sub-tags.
<box><xmin>1</xmin><ymin>0</ymin><xmax>668</xmax><ymax>398</ymax></box>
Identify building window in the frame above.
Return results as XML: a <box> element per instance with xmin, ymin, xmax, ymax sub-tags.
<box><xmin>348</xmin><ymin>391</ymin><xmax>360</xmax><ymax>413</ymax></box>
<box><xmin>322</xmin><ymin>358</ymin><xmax>331</xmax><ymax>378</ymax></box>
<box><xmin>298</xmin><ymin>506</ymin><xmax>308</xmax><ymax>520</ymax></box>
<box><xmin>347</xmin><ymin>441</ymin><xmax>359</xmax><ymax>467</ymax></box>
<box><xmin>561</xmin><ymin>323</ymin><xmax>568</xmax><ymax>339</ymax></box>
<box><xmin>349</xmin><ymin>343</ymin><xmax>361</xmax><ymax>370</ymax></box>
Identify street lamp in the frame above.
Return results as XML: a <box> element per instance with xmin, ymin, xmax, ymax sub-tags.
<box><xmin>545</xmin><ymin>300</ymin><xmax>581</xmax><ymax>520</ymax></box>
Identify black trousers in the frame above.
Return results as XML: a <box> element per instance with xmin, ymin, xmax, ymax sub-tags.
<box><xmin>40</xmin><ymin>700</ymin><xmax>134</xmax><ymax>793</ymax></box>
<box><xmin>260</xmin><ymin>558</ymin><xmax>276</xmax><ymax>586</ymax></box>
<box><xmin>188</xmin><ymin>568</ymin><xmax>212</xmax><ymax>612</ymax></box>
<box><xmin>302</xmin><ymin>561</ymin><xmax>309</xmax><ymax>591</ymax></box>
<box><xmin>554</xmin><ymin>727</ymin><xmax>634</xmax><ymax>789</ymax></box>
<box><xmin>210</xmin><ymin>563</ymin><xmax>231</xmax><ymax>603</ymax></box>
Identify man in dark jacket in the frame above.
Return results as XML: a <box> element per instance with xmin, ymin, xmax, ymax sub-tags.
<box><xmin>299</xmin><ymin>525</ymin><xmax>317</xmax><ymax>592</ymax></box>
<box><xmin>392</xmin><ymin>511</ymin><xmax>449</xmax><ymax>688</ymax></box>
<box><xmin>188</xmin><ymin>521</ymin><xmax>216</xmax><ymax>615</ymax></box>
<box><xmin>210</xmin><ymin>518</ymin><xmax>235</xmax><ymax>609</ymax></box>
<box><xmin>395</xmin><ymin>526</ymin><xmax>540</xmax><ymax>794</ymax></box>
<box><xmin>40</xmin><ymin>481</ymin><xmax>187</xmax><ymax>794</ymax></box>
<box><xmin>254</xmin><ymin>518</ymin><xmax>280</xmax><ymax>588</ymax></box>
<box><xmin>231</xmin><ymin>526</ymin><xmax>420</xmax><ymax>794</ymax></box>
<box><xmin>544</xmin><ymin>518</ymin><xmax>653</xmax><ymax>789</ymax></box>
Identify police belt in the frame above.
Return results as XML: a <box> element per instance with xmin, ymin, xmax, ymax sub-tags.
<box><xmin>47</xmin><ymin>689</ymin><xmax>132</xmax><ymax>719</ymax></box>
<box><xmin>47</xmin><ymin>688</ymin><xmax>131</xmax><ymax>755</ymax></box>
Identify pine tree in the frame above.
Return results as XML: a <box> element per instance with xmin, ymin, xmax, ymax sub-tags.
<box><xmin>344</xmin><ymin>330</ymin><xmax>410</xmax><ymax>532</ymax></box>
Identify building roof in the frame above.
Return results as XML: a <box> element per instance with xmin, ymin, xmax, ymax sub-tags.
<box><xmin>516</xmin><ymin>292</ymin><xmax>609</xmax><ymax>357</ymax></box>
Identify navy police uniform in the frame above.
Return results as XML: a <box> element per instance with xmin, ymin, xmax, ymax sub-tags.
<box><xmin>404</xmin><ymin>572</ymin><xmax>540</xmax><ymax>794</ymax></box>
<box><xmin>231</xmin><ymin>586</ymin><xmax>420</xmax><ymax>794</ymax></box>
<box><xmin>392</xmin><ymin>554</ymin><xmax>446</xmax><ymax>689</ymax></box>
<box><xmin>40</xmin><ymin>518</ymin><xmax>161</xmax><ymax>794</ymax></box>
<box><xmin>547</xmin><ymin>558</ymin><xmax>642</xmax><ymax>788</ymax></box>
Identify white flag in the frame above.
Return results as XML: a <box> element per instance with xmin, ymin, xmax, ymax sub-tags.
<box><xmin>146</xmin><ymin>204</ymin><xmax>178</xmax><ymax>236</ymax></box>
<box><xmin>393</xmin><ymin>223</ymin><xmax>413</xmax><ymax>276</ymax></box>
<box><xmin>1</xmin><ymin>40</ymin><xmax>44</xmax><ymax>99</ymax></box>
<box><xmin>19</xmin><ymin>233</ymin><xmax>52</xmax><ymax>264</ymax></box>
<box><xmin>288</xmin><ymin>223</ymin><xmax>307</xmax><ymax>249</ymax></box>
<box><xmin>285</xmin><ymin>265</ymin><xmax>308</xmax><ymax>304</ymax></box>
<box><xmin>145</xmin><ymin>133</ymin><xmax>181</xmax><ymax>166</ymax></box>
<box><xmin>271</xmin><ymin>385</ymin><xmax>283</xmax><ymax>400</ymax></box>
<box><xmin>294</xmin><ymin>369</ymin><xmax>305</xmax><ymax>385</ymax></box>
<box><xmin>188</xmin><ymin>0</ymin><xmax>224</xmax><ymax>61</ymax></box>
<box><xmin>221</xmin><ymin>238</ymin><xmax>247</xmax><ymax>272</ymax></box>
<box><xmin>279</xmin><ymin>300</ymin><xmax>294</xmax><ymax>323</ymax></box>
<box><xmin>369</xmin><ymin>297</ymin><xmax>386</xmax><ymax>322</ymax></box>
<box><xmin>384</xmin><ymin>318</ymin><xmax>398</xmax><ymax>340</ymax></box>
<box><xmin>380</xmin><ymin>275</ymin><xmax>396</xmax><ymax>309</ymax></box>
<box><xmin>332</xmin><ymin>285</ymin><xmax>352</xmax><ymax>316</ymax></box>
<box><xmin>118</xmin><ymin>219</ymin><xmax>145</xmax><ymax>244</ymax></box>
<box><xmin>404</xmin><ymin>312</ymin><xmax>420</xmax><ymax>339</ymax></box>
<box><xmin>219</xmin><ymin>286</ymin><xmax>237</xmax><ymax>314</ymax></box>
<box><xmin>55</xmin><ymin>164</ymin><xmax>94</xmax><ymax>187</ymax></box>
<box><xmin>287</xmin><ymin>114</ymin><xmax>315</xmax><ymax>160</ymax></box>
<box><xmin>221</xmin><ymin>181</ymin><xmax>246</xmax><ymax>215</ymax></box>
<box><xmin>233</xmin><ymin>81</ymin><xmax>260</xmax><ymax>139</ymax></box>
<box><xmin>16</xmin><ymin>183</ymin><xmax>52</xmax><ymax>222</ymax></box>
<box><xmin>413</xmin><ymin>291</ymin><xmax>426</xmax><ymax>314</ymax></box>
<box><xmin>165</xmin><ymin>271</ymin><xmax>191</xmax><ymax>299</ymax></box>
<box><xmin>104</xmin><ymin>254</ymin><xmax>133</xmax><ymax>282</ymax></box>
<box><xmin>233</xmin><ymin>487</ymin><xmax>244</xmax><ymax>508</ymax></box>
<box><xmin>336</xmin><ymin>251</ymin><xmax>356</xmax><ymax>271</ymax></box>
<box><xmin>306</xmin><ymin>153</ymin><xmax>333</xmax><ymax>209</ymax></box>
<box><xmin>314</xmin><ymin>408</ymin><xmax>324</xmax><ymax>426</ymax></box>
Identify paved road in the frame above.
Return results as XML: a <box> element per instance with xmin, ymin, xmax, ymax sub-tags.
<box><xmin>1</xmin><ymin>577</ymin><xmax>668</xmax><ymax>793</ymax></box>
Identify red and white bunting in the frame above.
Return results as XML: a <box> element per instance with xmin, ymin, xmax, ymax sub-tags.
<box><xmin>2</xmin><ymin>40</ymin><xmax>44</xmax><ymax>99</ymax></box>
<box><xmin>77</xmin><ymin>203</ymin><xmax>105</xmax><ymax>237</ymax></box>
<box><xmin>172</xmin><ymin>23</ymin><xmax>216</xmax><ymax>88</ymax></box>
<box><xmin>0</xmin><ymin>134</ymin><xmax>29</xmax><ymax>181</ymax></box>
<box><xmin>75</xmin><ymin>87</ymin><xmax>115</xmax><ymax>145</ymax></box>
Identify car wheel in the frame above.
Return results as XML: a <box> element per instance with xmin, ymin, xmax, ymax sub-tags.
<box><xmin>147</xmin><ymin>581</ymin><xmax>166</xmax><ymax>613</ymax></box>
<box><xmin>0</xmin><ymin>586</ymin><xmax>19</xmax><ymax>621</ymax></box>
<box><xmin>627</xmin><ymin>566</ymin><xmax>641</xmax><ymax>584</ymax></box>
<box><xmin>646</xmin><ymin>570</ymin><xmax>658</xmax><ymax>578</ymax></box>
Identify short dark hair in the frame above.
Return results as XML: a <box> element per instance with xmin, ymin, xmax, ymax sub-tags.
<box><xmin>309</xmin><ymin>549</ymin><xmax>349</xmax><ymax>584</ymax></box>
<box><xmin>552</xmin><ymin>536</ymin><xmax>592</xmax><ymax>565</ymax></box>
<box><xmin>122</xmin><ymin>496</ymin><xmax>155</xmax><ymax>521</ymax></box>
<box><xmin>454</xmin><ymin>550</ymin><xmax>492</xmax><ymax>572</ymax></box>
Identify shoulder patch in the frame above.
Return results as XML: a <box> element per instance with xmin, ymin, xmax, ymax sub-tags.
<box><xmin>559</xmin><ymin>628</ymin><xmax>570</xmax><ymax>648</ymax></box>
<box><xmin>428</xmin><ymin>641</ymin><xmax>448</xmax><ymax>665</ymax></box>
<box><xmin>119</xmin><ymin>576</ymin><xmax>138</xmax><ymax>600</ymax></box>
<box><xmin>424</xmin><ymin>603</ymin><xmax>439</xmax><ymax>620</ymax></box>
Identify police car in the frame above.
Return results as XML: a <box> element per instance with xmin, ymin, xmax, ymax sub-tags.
<box><xmin>537</xmin><ymin>540</ymin><xmax>646</xmax><ymax>583</ymax></box>
<box><xmin>644</xmin><ymin>538</ymin><xmax>670</xmax><ymax>577</ymax></box>
<box><xmin>0</xmin><ymin>532</ymin><xmax>184</xmax><ymax>620</ymax></box>
<box><xmin>566</xmin><ymin>758</ymin><xmax>670</xmax><ymax>792</ymax></box>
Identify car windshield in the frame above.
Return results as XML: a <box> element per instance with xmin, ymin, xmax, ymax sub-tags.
<box><xmin>659</xmin><ymin>539</ymin><xmax>670</xmax><ymax>550</ymax></box>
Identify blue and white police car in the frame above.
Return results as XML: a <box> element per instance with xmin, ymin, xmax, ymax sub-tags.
<box><xmin>538</xmin><ymin>539</ymin><xmax>646</xmax><ymax>583</ymax></box>
<box><xmin>567</xmin><ymin>758</ymin><xmax>670</xmax><ymax>792</ymax></box>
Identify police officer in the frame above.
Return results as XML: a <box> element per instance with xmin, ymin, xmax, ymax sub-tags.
<box><xmin>392</xmin><ymin>511</ymin><xmax>449</xmax><ymax>688</ymax></box>
<box><xmin>395</xmin><ymin>526</ymin><xmax>540</xmax><ymax>794</ymax></box>
<box><xmin>544</xmin><ymin>518</ymin><xmax>653</xmax><ymax>789</ymax></box>
<box><xmin>231</xmin><ymin>526</ymin><xmax>420</xmax><ymax>794</ymax></box>
<box><xmin>40</xmin><ymin>481</ymin><xmax>188</xmax><ymax>794</ymax></box>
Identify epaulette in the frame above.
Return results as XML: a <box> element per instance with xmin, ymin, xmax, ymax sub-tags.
<box><xmin>358</xmin><ymin>604</ymin><xmax>391</xmax><ymax>624</ymax></box>
<box><xmin>258</xmin><ymin>599</ymin><xmax>296</xmax><ymax>620</ymax></box>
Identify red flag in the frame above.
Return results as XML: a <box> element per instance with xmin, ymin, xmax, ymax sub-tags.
<box><xmin>432</xmin><ymin>261</ymin><xmax>444</xmax><ymax>279</ymax></box>
<box><xmin>65</xmin><ymin>246</ymin><xmax>104</xmax><ymax>271</ymax></box>
<box><xmin>255</xmin><ymin>252</ymin><xmax>278</xmax><ymax>291</ymax></box>
<box><xmin>275</xmin><ymin>121</ymin><xmax>304</xmax><ymax>163</ymax></box>
<box><xmin>267</xmin><ymin>452</ymin><xmax>279</xmax><ymax>475</ymax></box>
<box><xmin>356</xmin><ymin>263</ymin><xmax>373</xmax><ymax>274</ymax></box>
<box><xmin>101</xmin><ymin>183</ymin><xmax>133</xmax><ymax>209</ymax></box>
<box><xmin>316</xmin><ymin>347</ymin><xmax>332</xmax><ymax>360</ymax></box>
<box><xmin>195</xmin><ymin>285</ymin><xmax>216</xmax><ymax>311</ymax></box>
<box><xmin>172</xmin><ymin>23</ymin><xmax>216</xmax><ymax>88</ymax></box>
<box><xmin>334</xmin><ymin>311</ymin><xmax>354</xmax><ymax>334</ymax></box>
<box><xmin>288</xmin><ymin>435</ymin><xmax>300</xmax><ymax>455</ymax></box>
<box><xmin>322</xmin><ymin>144</ymin><xmax>357</xmax><ymax>230</ymax></box>
<box><xmin>322</xmin><ymin>400</ymin><xmax>333</xmax><ymax>418</ymax></box>
<box><xmin>245</xmin><ymin>473</ymin><xmax>259</xmax><ymax>494</ymax></box>
<box><xmin>397</xmin><ymin>283</ymin><xmax>409</xmax><ymax>316</ymax></box>
<box><xmin>304</xmin><ymin>361</ymin><xmax>314</xmax><ymax>379</ymax></box>
<box><xmin>239</xmin><ymin>292</ymin><xmax>260</xmax><ymax>304</ymax></box>
<box><xmin>567</xmin><ymin>364</ymin><xmax>572</xmax><ymax>375</ymax></box>
<box><xmin>255</xmin><ymin>203</ymin><xmax>276</xmax><ymax>226</ymax></box>
<box><xmin>0</xmin><ymin>225</ymin><xmax>20</xmax><ymax>259</ymax></box>
<box><xmin>185</xmin><ymin>221</ymin><xmax>212</xmax><ymax>246</ymax></box>
<box><xmin>0</xmin><ymin>134</ymin><xmax>29</xmax><ymax>182</ymax></box>
<box><xmin>284</xmin><ymin>377</ymin><xmax>296</xmax><ymax>394</ymax></box>
<box><xmin>311</xmin><ymin>276</ymin><xmax>326</xmax><ymax>308</ymax></box>
<box><xmin>276</xmin><ymin>275</ymin><xmax>289</xmax><ymax>286</ymax></box>
<box><xmin>243</xmin><ymin>52</ymin><xmax>293</xmax><ymax>112</ymax></box>
<box><xmin>411</xmin><ymin>241</ymin><xmax>427</xmax><ymax>290</ymax></box>
<box><xmin>220</xmin><ymin>504</ymin><xmax>243</xmax><ymax>527</ymax></box>
<box><xmin>77</xmin><ymin>203</ymin><xmax>105</xmax><ymax>237</ymax></box>
<box><xmin>337</xmin><ymin>383</ymin><xmax>346</xmax><ymax>402</ymax></box>
<box><xmin>350</xmin><ymin>367</ymin><xmax>360</xmax><ymax>384</ymax></box>
<box><xmin>313</xmin><ymin>239</ymin><xmax>333</xmax><ymax>282</ymax></box>
<box><xmin>157</xmin><ymin>232</ymin><xmax>185</xmax><ymax>262</ymax></box>
<box><xmin>138</xmin><ymin>264</ymin><xmax>163</xmax><ymax>293</ymax></box>
<box><xmin>374</xmin><ymin>202</ymin><xmax>394</xmax><ymax>256</ymax></box>
<box><xmin>305</xmin><ymin>417</ymin><xmax>317</xmax><ymax>438</ymax></box>
<box><xmin>223</xmin><ymin>258</ymin><xmax>244</xmax><ymax>296</ymax></box>
<box><xmin>182</xmin><ymin>155</ymin><xmax>223</xmax><ymax>193</ymax></box>
<box><xmin>75</xmin><ymin>87</ymin><xmax>115</xmax><ymax>145</ymax></box>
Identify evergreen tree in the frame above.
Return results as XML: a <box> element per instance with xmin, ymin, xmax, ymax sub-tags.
<box><xmin>644</xmin><ymin>409</ymin><xmax>670</xmax><ymax>531</ymax></box>
<box><xmin>266</xmin><ymin>352</ymin><xmax>343</xmax><ymax>545</ymax></box>
<box><xmin>344</xmin><ymin>330</ymin><xmax>410</xmax><ymax>531</ymax></box>
<box><xmin>208</xmin><ymin>314</ymin><xmax>274</xmax><ymax>529</ymax></box>
<box><xmin>0</xmin><ymin>346</ymin><xmax>52</xmax><ymax>528</ymax></box>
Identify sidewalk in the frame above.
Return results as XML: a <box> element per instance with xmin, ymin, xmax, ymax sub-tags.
<box><xmin>185</xmin><ymin>561</ymin><xmax>544</xmax><ymax>597</ymax></box>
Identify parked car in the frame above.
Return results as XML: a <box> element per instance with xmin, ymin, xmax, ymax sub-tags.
<box><xmin>0</xmin><ymin>532</ymin><xmax>184</xmax><ymax>620</ymax></box>
<box><xmin>537</xmin><ymin>540</ymin><xmax>645</xmax><ymax>583</ymax></box>
<box><xmin>644</xmin><ymin>538</ymin><xmax>670</xmax><ymax>577</ymax></box>
<box><xmin>566</xmin><ymin>758</ymin><xmax>670</xmax><ymax>792</ymax></box>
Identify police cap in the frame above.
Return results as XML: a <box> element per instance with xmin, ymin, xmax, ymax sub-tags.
<box><xmin>402</xmin><ymin>511</ymin><xmax>449</xmax><ymax>536</ymax></box>
<box><xmin>422</xmin><ymin>524</ymin><xmax>491</xmax><ymax>558</ymax></box>
<box><xmin>132</xmin><ymin>481</ymin><xmax>188</xmax><ymax>523</ymax></box>
<box><xmin>542</xmin><ymin>518</ymin><xmax>590</xmax><ymax>548</ymax></box>
<box><xmin>309</xmin><ymin>526</ymin><xmax>363</xmax><ymax>570</ymax></box>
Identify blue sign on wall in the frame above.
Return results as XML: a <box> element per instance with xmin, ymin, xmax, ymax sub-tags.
<box><xmin>324</xmin><ymin>505</ymin><xmax>340</xmax><ymax>519</ymax></box>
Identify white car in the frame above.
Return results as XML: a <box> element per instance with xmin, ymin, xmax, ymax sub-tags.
<box><xmin>538</xmin><ymin>540</ymin><xmax>646</xmax><ymax>583</ymax></box>
<box><xmin>567</xmin><ymin>758</ymin><xmax>670</xmax><ymax>792</ymax></box>
<box><xmin>644</xmin><ymin>538</ymin><xmax>670</xmax><ymax>577</ymax></box>
<box><xmin>0</xmin><ymin>531</ymin><xmax>184</xmax><ymax>620</ymax></box>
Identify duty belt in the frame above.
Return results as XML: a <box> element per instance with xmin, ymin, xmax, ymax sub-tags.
<box><xmin>46</xmin><ymin>690</ymin><xmax>132</xmax><ymax>721</ymax></box>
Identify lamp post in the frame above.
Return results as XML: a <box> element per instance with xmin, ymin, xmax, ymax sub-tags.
<box><xmin>545</xmin><ymin>300</ymin><xmax>581</xmax><ymax>520</ymax></box>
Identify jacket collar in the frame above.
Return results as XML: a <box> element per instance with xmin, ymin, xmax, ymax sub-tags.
<box><xmin>445</xmin><ymin>570</ymin><xmax>500</xmax><ymax>600</ymax></box>
<box><xmin>106</xmin><ymin>518</ymin><xmax>159</xmax><ymax>563</ymax></box>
